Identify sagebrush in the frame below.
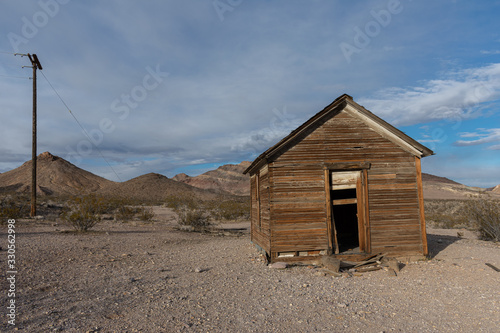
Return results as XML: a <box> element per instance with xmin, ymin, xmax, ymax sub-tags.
<box><xmin>0</xmin><ymin>195</ymin><xmax>30</xmax><ymax>223</ymax></box>
<box><xmin>424</xmin><ymin>199</ymin><xmax>470</xmax><ymax>229</ymax></box>
<box><xmin>206</xmin><ymin>197</ymin><xmax>250</xmax><ymax>221</ymax></box>
<box><xmin>61</xmin><ymin>194</ymin><xmax>103</xmax><ymax>231</ymax></box>
<box><xmin>166</xmin><ymin>195</ymin><xmax>211</xmax><ymax>230</ymax></box>
<box><xmin>138</xmin><ymin>206</ymin><xmax>155</xmax><ymax>222</ymax></box>
<box><xmin>165</xmin><ymin>194</ymin><xmax>250</xmax><ymax>230</ymax></box>
<box><xmin>464</xmin><ymin>196</ymin><xmax>500</xmax><ymax>241</ymax></box>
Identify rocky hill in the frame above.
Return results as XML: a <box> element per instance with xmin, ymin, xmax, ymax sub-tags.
<box><xmin>173</xmin><ymin>161</ymin><xmax>251</xmax><ymax>196</ymax></box>
<box><xmin>0</xmin><ymin>152</ymin><xmax>224</xmax><ymax>201</ymax></box>
<box><xmin>0</xmin><ymin>152</ymin><xmax>113</xmax><ymax>196</ymax></box>
<box><xmin>421</xmin><ymin>173</ymin><xmax>461</xmax><ymax>186</ymax></box>
<box><xmin>97</xmin><ymin>172</ymin><xmax>221</xmax><ymax>202</ymax></box>
<box><xmin>422</xmin><ymin>173</ymin><xmax>498</xmax><ymax>200</ymax></box>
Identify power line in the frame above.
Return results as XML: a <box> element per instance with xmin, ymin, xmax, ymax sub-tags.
<box><xmin>39</xmin><ymin>70</ymin><xmax>123</xmax><ymax>182</ymax></box>
<box><xmin>0</xmin><ymin>74</ymin><xmax>30</xmax><ymax>79</ymax></box>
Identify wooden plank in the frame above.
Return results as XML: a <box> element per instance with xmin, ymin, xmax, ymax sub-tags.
<box><xmin>330</xmin><ymin>184</ymin><xmax>357</xmax><ymax>190</ymax></box>
<box><xmin>330</xmin><ymin>171</ymin><xmax>360</xmax><ymax>185</ymax></box>
<box><xmin>273</xmin><ymin>222</ymin><xmax>327</xmax><ymax>231</ymax></box>
<box><xmin>368</xmin><ymin>183</ymin><xmax>417</xmax><ymax>190</ymax></box>
<box><xmin>256</xmin><ymin>173</ymin><xmax>261</xmax><ymax>230</ymax></box>
<box><xmin>333</xmin><ymin>198</ymin><xmax>357</xmax><ymax>205</ymax></box>
<box><xmin>363</xmin><ymin>169</ymin><xmax>370</xmax><ymax>253</ymax></box>
<box><xmin>324</xmin><ymin>169</ymin><xmax>333</xmax><ymax>252</ymax></box>
<box><xmin>324</xmin><ymin>162</ymin><xmax>371</xmax><ymax>170</ymax></box>
<box><xmin>369</xmin><ymin>173</ymin><xmax>397</xmax><ymax>179</ymax></box>
<box><xmin>415</xmin><ymin>156</ymin><xmax>428</xmax><ymax>256</ymax></box>
<box><xmin>356</xmin><ymin>173</ymin><xmax>366</xmax><ymax>252</ymax></box>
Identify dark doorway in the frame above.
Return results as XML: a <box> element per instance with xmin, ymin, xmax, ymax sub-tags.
<box><xmin>332</xmin><ymin>203</ymin><xmax>359</xmax><ymax>253</ymax></box>
<box><xmin>328</xmin><ymin>170</ymin><xmax>366</xmax><ymax>254</ymax></box>
<box><xmin>331</xmin><ymin>188</ymin><xmax>360</xmax><ymax>253</ymax></box>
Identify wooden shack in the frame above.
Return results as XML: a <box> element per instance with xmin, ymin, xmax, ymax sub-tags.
<box><xmin>243</xmin><ymin>94</ymin><xmax>434</xmax><ymax>263</ymax></box>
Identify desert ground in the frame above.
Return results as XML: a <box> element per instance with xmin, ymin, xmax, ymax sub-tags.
<box><xmin>1</xmin><ymin>206</ymin><xmax>499</xmax><ymax>333</ymax></box>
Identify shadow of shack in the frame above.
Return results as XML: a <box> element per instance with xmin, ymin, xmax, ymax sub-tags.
<box><xmin>243</xmin><ymin>94</ymin><xmax>434</xmax><ymax>263</ymax></box>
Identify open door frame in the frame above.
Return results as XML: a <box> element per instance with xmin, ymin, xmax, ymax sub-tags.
<box><xmin>324</xmin><ymin>164</ymin><xmax>370</xmax><ymax>254</ymax></box>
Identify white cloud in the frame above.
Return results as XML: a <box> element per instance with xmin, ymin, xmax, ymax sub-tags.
<box><xmin>480</xmin><ymin>50</ymin><xmax>500</xmax><ymax>55</ymax></box>
<box><xmin>488</xmin><ymin>144</ymin><xmax>500</xmax><ymax>150</ymax></box>
<box><xmin>455</xmin><ymin>128</ymin><xmax>500</xmax><ymax>147</ymax></box>
<box><xmin>417</xmin><ymin>139</ymin><xmax>442</xmax><ymax>143</ymax></box>
<box><xmin>358</xmin><ymin>63</ymin><xmax>500</xmax><ymax>126</ymax></box>
<box><xmin>1</xmin><ymin>1</ymin><xmax>500</xmax><ymax>187</ymax></box>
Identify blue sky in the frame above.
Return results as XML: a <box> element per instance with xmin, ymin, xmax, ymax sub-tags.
<box><xmin>1</xmin><ymin>0</ymin><xmax>499</xmax><ymax>187</ymax></box>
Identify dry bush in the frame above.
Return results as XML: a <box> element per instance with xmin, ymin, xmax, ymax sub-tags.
<box><xmin>165</xmin><ymin>195</ymin><xmax>211</xmax><ymax>230</ymax></box>
<box><xmin>206</xmin><ymin>197</ymin><xmax>250</xmax><ymax>221</ymax></box>
<box><xmin>165</xmin><ymin>194</ymin><xmax>196</xmax><ymax>210</ymax></box>
<box><xmin>61</xmin><ymin>194</ymin><xmax>103</xmax><ymax>231</ymax></box>
<box><xmin>0</xmin><ymin>195</ymin><xmax>30</xmax><ymax>223</ymax></box>
<box><xmin>138</xmin><ymin>206</ymin><xmax>155</xmax><ymax>222</ymax></box>
<box><xmin>464</xmin><ymin>196</ymin><xmax>500</xmax><ymax>241</ymax></box>
<box><xmin>176</xmin><ymin>206</ymin><xmax>211</xmax><ymax>230</ymax></box>
<box><xmin>424</xmin><ymin>199</ymin><xmax>470</xmax><ymax>229</ymax></box>
<box><xmin>115</xmin><ymin>206</ymin><xmax>137</xmax><ymax>222</ymax></box>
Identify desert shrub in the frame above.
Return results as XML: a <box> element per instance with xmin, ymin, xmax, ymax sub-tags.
<box><xmin>115</xmin><ymin>206</ymin><xmax>138</xmax><ymax>222</ymax></box>
<box><xmin>464</xmin><ymin>196</ymin><xmax>500</xmax><ymax>241</ymax></box>
<box><xmin>138</xmin><ymin>206</ymin><xmax>155</xmax><ymax>222</ymax></box>
<box><xmin>176</xmin><ymin>206</ymin><xmax>211</xmax><ymax>229</ymax></box>
<box><xmin>424</xmin><ymin>199</ymin><xmax>470</xmax><ymax>229</ymax></box>
<box><xmin>0</xmin><ymin>195</ymin><xmax>30</xmax><ymax>223</ymax></box>
<box><xmin>165</xmin><ymin>194</ymin><xmax>197</xmax><ymax>210</ymax></box>
<box><xmin>166</xmin><ymin>195</ymin><xmax>211</xmax><ymax>230</ymax></box>
<box><xmin>96</xmin><ymin>197</ymin><xmax>140</xmax><ymax>215</ymax></box>
<box><xmin>61</xmin><ymin>194</ymin><xmax>103</xmax><ymax>231</ymax></box>
<box><xmin>206</xmin><ymin>197</ymin><xmax>250</xmax><ymax>221</ymax></box>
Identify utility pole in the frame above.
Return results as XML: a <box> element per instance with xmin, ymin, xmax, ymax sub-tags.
<box><xmin>16</xmin><ymin>53</ymin><xmax>42</xmax><ymax>217</ymax></box>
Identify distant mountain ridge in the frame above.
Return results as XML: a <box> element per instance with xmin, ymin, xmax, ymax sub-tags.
<box><xmin>0</xmin><ymin>152</ymin><xmax>498</xmax><ymax>200</ymax></box>
<box><xmin>0</xmin><ymin>152</ymin><xmax>113</xmax><ymax>196</ymax></box>
<box><xmin>98</xmin><ymin>172</ymin><xmax>220</xmax><ymax>201</ymax></box>
<box><xmin>0</xmin><ymin>152</ymin><xmax>225</xmax><ymax>201</ymax></box>
<box><xmin>422</xmin><ymin>173</ymin><xmax>499</xmax><ymax>200</ymax></box>
<box><xmin>173</xmin><ymin>161</ymin><xmax>251</xmax><ymax>196</ymax></box>
<box><xmin>421</xmin><ymin>173</ymin><xmax>461</xmax><ymax>186</ymax></box>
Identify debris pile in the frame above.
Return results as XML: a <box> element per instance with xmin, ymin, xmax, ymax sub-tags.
<box><xmin>321</xmin><ymin>253</ymin><xmax>401</xmax><ymax>277</ymax></box>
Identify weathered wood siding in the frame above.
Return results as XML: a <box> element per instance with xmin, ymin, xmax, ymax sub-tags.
<box><xmin>250</xmin><ymin>167</ymin><xmax>271</xmax><ymax>253</ymax></box>
<box><xmin>269</xmin><ymin>164</ymin><xmax>327</xmax><ymax>253</ymax></box>
<box><xmin>268</xmin><ymin>110</ymin><xmax>424</xmax><ymax>256</ymax></box>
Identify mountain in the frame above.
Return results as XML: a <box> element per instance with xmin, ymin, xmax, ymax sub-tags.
<box><xmin>422</xmin><ymin>172</ymin><xmax>498</xmax><ymax>200</ymax></box>
<box><xmin>0</xmin><ymin>152</ymin><xmax>223</xmax><ymax>201</ymax></box>
<box><xmin>1</xmin><ymin>152</ymin><xmax>496</xmax><ymax>201</ymax></box>
<box><xmin>0</xmin><ymin>152</ymin><xmax>113</xmax><ymax>196</ymax></box>
<box><xmin>98</xmin><ymin>172</ymin><xmax>221</xmax><ymax>202</ymax></box>
<box><xmin>421</xmin><ymin>173</ymin><xmax>461</xmax><ymax>186</ymax></box>
<box><xmin>173</xmin><ymin>161</ymin><xmax>251</xmax><ymax>196</ymax></box>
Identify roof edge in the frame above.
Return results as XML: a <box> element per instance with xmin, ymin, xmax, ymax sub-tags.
<box><xmin>243</xmin><ymin>94</ymin><xmax>434</xmax><ymax>175</ymax></box>
<box><xmin>243</xmin><ymin>94</ymin><xmax>352</xmax><ymax>175</ymax></box>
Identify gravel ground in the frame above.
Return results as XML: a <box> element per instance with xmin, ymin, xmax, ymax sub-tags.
<box><xmin>1</xmin><ymin>208</ymin><xmax>500</xmax><ymax>332</ymax></box>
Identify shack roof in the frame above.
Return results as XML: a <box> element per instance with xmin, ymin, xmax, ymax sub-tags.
<box><xmin>244</xmin><ymin>94</ymin><xmax>434</xmax><ymax>175</ymax></box>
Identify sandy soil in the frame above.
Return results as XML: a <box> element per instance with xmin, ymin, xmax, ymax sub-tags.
<box><xmin>1</xmin><ymin>208</ymin><xmax>499</xmax><ymax>332</ymax></box>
